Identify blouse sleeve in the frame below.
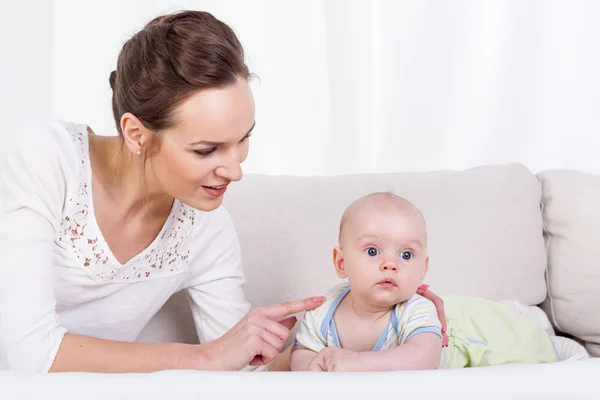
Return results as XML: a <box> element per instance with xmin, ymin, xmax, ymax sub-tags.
<box><xmin>0</xmin><ymin>120</ymin><xmax>79</xmax><ymax>372</ymax></box>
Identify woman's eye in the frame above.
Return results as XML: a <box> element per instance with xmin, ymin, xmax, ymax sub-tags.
<box><xmin>194</xmin><ymin>148</ymin><xmax>217</xmax><ymax>156</ymax></box>
<box><xmin>365</xmin><ymin>247</ymin><xmax>379</xmax><ymax>257</ymax></box>
<box><xmin>401</xmin><ymin>251</ymin><xmax>413</xmax><ymax>261</ymax></box>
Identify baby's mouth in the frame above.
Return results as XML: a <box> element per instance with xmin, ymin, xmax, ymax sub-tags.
<box><xmin>376</xmin><ymin>278</ymin><xmax>397</xmax><ymax>287</ymax></box>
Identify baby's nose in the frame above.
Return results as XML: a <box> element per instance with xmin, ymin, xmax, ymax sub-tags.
<box><xmin>381</xmin><ymin>262</ymin><xmax>398</xmax><ymax>271</ymax></box>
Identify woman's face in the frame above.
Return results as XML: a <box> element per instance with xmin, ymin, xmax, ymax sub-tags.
<box><xmin>148</xmin><ymin>76</ymin><xmax>255</xmax><ymax>211</ymax></box>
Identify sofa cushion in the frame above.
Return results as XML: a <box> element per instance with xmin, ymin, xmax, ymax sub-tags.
<box><xmin>538</xmin><ymin>170</ymin><xmax>600</xmax><ymax>357</ymax></box>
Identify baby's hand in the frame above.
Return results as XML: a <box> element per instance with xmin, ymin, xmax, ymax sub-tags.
<box><xmin>309</xmin><ymin>347</ymin><xmax>362</xmax><ymax>372</ymax></box>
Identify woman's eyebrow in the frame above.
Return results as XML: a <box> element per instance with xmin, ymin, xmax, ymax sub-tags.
<box><xmin>189</xmin><ymin>121</ymin><xmax>256</xmax><ymax>146</ymax></box>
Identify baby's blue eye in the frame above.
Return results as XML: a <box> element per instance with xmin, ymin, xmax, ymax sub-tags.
<box><xmin>401</xmin><ymin>251</ymin><xmax>413</xmax><ymax>261</ymax></box>
<box><xmin>365</xmin><ymin>247</ymin><xmax>379</xmax><ymax>257</ymax></box>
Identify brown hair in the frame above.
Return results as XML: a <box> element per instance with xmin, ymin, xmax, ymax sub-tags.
<box><xmin>109</xmin><ymin>10</ymin><xmax>250</xmax><ymax>138</ymax></box>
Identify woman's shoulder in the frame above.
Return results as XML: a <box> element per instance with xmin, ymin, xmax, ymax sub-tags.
<box><xmin>0</xmin><ymin>120</ymin><xmax>93</xmax><ymax>235</ymax></box>
<box><xmin>0</xmin><ymin>119</ymin><xmax>92</xmax><ymax>213</ymax></box>
<box><xmin>3</xmin><ymin>119</ymin><xmax>89</xmax><ymax>171</ymax></box>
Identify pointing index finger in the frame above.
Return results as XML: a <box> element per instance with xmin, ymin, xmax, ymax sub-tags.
<box><xmin>262</xmin><ymin>296</ymin><xmax>325</xmax><ymax>320</ymax></box>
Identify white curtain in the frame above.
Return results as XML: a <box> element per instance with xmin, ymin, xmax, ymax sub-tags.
<box><xmin>1</xmin><ymin>1</ymin><xmax>53</xmax><ymax>146</ymax></box>
<box><xmin>2</xmin><ymin>0</ymin><xmax>599</xmax><ymax>176</ymax></box>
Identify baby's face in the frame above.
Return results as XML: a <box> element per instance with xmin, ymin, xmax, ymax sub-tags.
<box><xmin>336</xmin><ymin>205</ymin><xmax>428</xmax><ymax>309</ymax></box>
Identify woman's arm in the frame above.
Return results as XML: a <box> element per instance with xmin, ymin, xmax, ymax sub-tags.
<box><xmin>51</xmin><ymin>296</ymin><xmax>322</xmax><ymax>373</ymax></box>
<box><xmin>50</xmin><ymin>335</ymin><xmax>211</xmax><ymax>372</ymax></box>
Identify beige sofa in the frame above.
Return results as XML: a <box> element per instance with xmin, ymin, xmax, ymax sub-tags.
<box><xmin>2</xmin><ymin>164</ymin><xmax>599</xmax><ymax>399</ymax></box>
<box><xmin>143</xmin><ymin>163</ymin><xmax>600</xmax><ymax>358</ymax></box>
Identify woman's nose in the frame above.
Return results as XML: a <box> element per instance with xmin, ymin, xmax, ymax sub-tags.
<box><xmin>216</xmin><ymin>152</ymin><xmax>243</xmax><ymax>182</ymax></box>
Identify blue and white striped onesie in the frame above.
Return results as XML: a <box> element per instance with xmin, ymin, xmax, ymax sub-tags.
<box><xmin>294</xmin><ymin>283</ymin><xmax>442</xmax><ymax>353</ymax></box>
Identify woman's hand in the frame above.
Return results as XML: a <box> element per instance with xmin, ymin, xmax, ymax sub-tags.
<box><xmin>417</xmin><ymin>284</ymin><xmax>449</xmax><ymax>347</ymax></box>
<box><xmin>204</xmin><ymin>296</ymin><xmax>324</xmax><ymax>371</ymax></box>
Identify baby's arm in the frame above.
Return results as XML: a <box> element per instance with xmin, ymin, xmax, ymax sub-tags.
<box><xmin>305</xmin><ymin>333</ymin><xmax>442</xmax><ymax>372</ymax></box>
<box><xmin>289</xmin><ymin>344</ymin><xmax>318</xmax><ymax>371</ymax></box>
<box><xmin>358</xmin><ymin>332</ymin><xmax>442</xmax><ymax>371</ymax></box>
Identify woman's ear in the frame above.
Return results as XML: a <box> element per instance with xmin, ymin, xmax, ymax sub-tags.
<box><xmin>120</xmin><ymin>112</ymin><xmax>150</xmax><ymax>155</ymax></box>
<box><xmin>333</xmin><ymin>247</ymin><xmax>347</xmax><ymax>278</ymax></box>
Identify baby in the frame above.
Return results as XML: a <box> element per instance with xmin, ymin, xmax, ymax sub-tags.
<box><xmin>290</xmin><ymin>192</ymin><xmax>587</xmax><ymax>372</ymax></box>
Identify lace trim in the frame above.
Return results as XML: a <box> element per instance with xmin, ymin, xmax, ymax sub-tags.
<box><xmin>56</xmin><ymin>123</ymin><xmax>195</xmax><ymax>283</ymax></box>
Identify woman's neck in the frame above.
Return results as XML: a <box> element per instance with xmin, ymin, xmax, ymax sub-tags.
<box><xmin>89</xmin><ymin>135</ymin><xmax>173</xmax><ymax>221</ymax></box>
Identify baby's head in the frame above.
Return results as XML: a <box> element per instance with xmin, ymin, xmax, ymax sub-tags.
<box><xmin>333</xmin><ymin>192</ymin><xmax>429</xmax><ymax>309</ymax></box>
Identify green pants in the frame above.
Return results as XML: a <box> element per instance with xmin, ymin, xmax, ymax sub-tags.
<box><xmin>439</xmin><ymin>295</ymin><xmax>558</xmax><ymax>368</ymax></box>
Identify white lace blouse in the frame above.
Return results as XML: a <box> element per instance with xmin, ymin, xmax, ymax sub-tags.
<box><xmin>0</xmin><ymin>120</ymin><xmax>251</xmax><ymax>372</ymax></box>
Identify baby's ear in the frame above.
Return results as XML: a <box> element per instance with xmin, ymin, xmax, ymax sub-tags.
<box><xmin>333</xmin><ymin>247</ymin><xmax>347</xmax><ymax>278</ymax></box>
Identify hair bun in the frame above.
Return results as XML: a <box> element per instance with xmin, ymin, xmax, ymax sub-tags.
<box><xmin>109</xmin><ymin>70</ymin><xmax>117</xmax><ymax>90</ymax></box>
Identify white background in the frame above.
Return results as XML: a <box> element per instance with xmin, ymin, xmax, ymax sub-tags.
<box><xmin>1</xmin><ymin>0</ymin><xmax>599</xmax><ymax>176</ymax></box>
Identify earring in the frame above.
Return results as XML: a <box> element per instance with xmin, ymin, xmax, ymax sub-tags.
<box><xmin>136</xmin><ymin>150</ymin><xmax>141</xmax><ymax>155</ymax></box>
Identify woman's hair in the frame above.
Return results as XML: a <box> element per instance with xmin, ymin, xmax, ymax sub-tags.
<box><xmin>109</xmin><ymin>10</ymin><xmax>250</xmax><ymax>136</ymax></box>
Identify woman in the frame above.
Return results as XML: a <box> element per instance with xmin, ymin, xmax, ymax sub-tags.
<box><xmin>0</xmin><ymin>10</ymin><xmax>445</xmax><ymax>373</ymax></box>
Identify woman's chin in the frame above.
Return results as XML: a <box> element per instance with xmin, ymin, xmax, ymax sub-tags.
<box><xmin>180</xmin><ymin>194</ymin><xmax>224</xmax><ymax>212</ymax></box>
